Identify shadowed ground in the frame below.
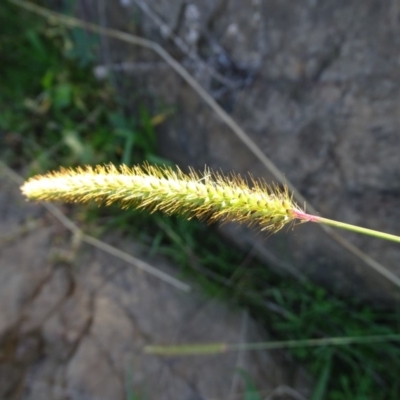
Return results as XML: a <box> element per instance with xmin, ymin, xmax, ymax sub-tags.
<box><xmin>0</xmin><ymin>168</ymin><xmax>311</xmax><ymax>400</ymax></box>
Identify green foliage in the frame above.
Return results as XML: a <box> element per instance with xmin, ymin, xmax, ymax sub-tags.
<box><xmin>2</xmin><ymin>2</ymin><xmax>400</xmax><ymax>399</ymax></box>
<box><xmin>0</xmin><ymin>1</ymin><xmax>163</xmax><ymax>172</ymax></box>
<box><xmin>126</xmin><ymin>367</ymin><xmax>147</xmax><ymax>400</ymax></box>
<box><xmin>236</xmin><ymin>370</ymin><xmax>263</xmax><ymax>400</ymax></box>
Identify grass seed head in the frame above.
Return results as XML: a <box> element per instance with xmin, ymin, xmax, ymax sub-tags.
<box><xmin>21</xmin><ymin>163</ymin><xmax>302</xmax><ymax>233</ymax></box>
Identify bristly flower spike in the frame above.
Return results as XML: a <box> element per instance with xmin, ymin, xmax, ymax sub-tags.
<box><xmin>21</xmin><ymin>163</ymin><xmax>301</xmax><ymax>234</ymax></box>
<box><xmin>20</xmin><ymin>163</ymin><xmax>400</xmax><ymax>243</ymax></box>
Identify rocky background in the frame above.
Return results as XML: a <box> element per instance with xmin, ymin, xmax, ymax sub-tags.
<box><xmin>0</xmin><ymin>167</ymin><xmax>311</xmax><ymax>399</ymax></box>
<box><xmin>2</xmin><ymin>1</ymin><xmax>400</xmax><ymax>398</ymax></box>
<box><xmin>74</xmin><ymin>0</ymin><xmax>400</xmax><ymax>302</ymax></box>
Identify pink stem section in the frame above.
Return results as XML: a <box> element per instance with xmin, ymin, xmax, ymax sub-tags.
<box><xmin>292</xmin><ymin>209</ymin><xmax>321</xmax><ymax>223</ymax></box>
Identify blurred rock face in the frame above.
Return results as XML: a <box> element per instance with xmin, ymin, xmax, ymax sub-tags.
<box><xmin>87</xmin><ymin>0</ymin><xmax>400</xmax><ymax>301</ymax></box>
<box><xmin>0</xmin><ymin>174</ymin><xmax>311</xmax><ymax>399</ymax></box>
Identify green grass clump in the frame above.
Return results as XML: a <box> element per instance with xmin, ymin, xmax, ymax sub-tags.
<box><xmin>0</xmin><ymin>1</ymin><xmax>160</xmax><ymax>172</ymax></box>
<box><xmin>2</xmin><ymin>2</ymin><xmax>400</xmax><ymax>399</ymax></box>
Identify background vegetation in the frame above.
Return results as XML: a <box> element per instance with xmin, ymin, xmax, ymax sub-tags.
<box><xmin>1</xmin><ymin>1</ymin><xmax>400</xmax><ymax>399</ymax></box>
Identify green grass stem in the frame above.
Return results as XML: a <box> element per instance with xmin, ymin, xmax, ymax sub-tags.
<box><xmin>144</xmin><ymin>333</ymin><xmax>400</xmax><ymax>356</ymax></box>
<box><xmin>294</xmin><ymin>210</ymin><xmax>400</xmax><ymax>244</ymax></box>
